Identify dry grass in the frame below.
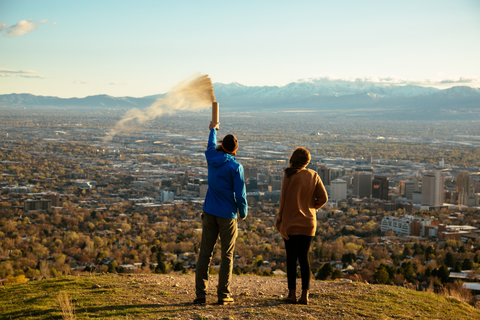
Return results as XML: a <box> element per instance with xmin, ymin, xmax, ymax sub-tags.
<box><xmin>1</xmin><ymin>274</ymin><xmax>479</xmax><ymax>319</ymax></box>
<box><xmin>438</xmin><ymin>281</ymin><xmax>473</xmax><ymax>304</ymax></box>
<box><xmin>56</xmin><ymin>292</ymin><xmax>75</xmax><ymax>320</ymax></box>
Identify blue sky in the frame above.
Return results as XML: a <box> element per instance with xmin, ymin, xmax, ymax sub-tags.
<box><xmin>1</xmin><ymin>0</ymin><xmax>479</xmax><ymax>98</ymax></box>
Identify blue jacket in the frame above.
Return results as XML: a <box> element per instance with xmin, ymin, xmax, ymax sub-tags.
<box><xmin>203</xmin><ymin>128</ymin><xmax>248</xmax><ymax>219</ymax></box>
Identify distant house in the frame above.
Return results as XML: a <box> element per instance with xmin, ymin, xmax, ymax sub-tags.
<box><xmin>119</xmin><ymin>264</ymin><xmax>137</xmax><ymax>270</ymax></box>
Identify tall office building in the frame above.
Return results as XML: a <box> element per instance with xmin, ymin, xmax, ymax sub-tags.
<box><xmin>318</xmin><ymin>166</ymin><xmax>331</xmax><ymax>186</ymax></box>
<box><xmin>330</xmin><ymin>179</ymin><xmax>347</xmax><ymax>201</ymax></box>
<box><xmin>247</xmin><ymin>178</ymin><xmax>258</xmax><ymax>192</ymax></box>
<box><xmin>161</xmin><ymin>190</ymin><xmax>175</xmax><ymax>202</ymax></box>
<box><xmin>272</xmin><ymin>180</ymin><xmax>282</xmax><ymax>191</ymax></box>
<box><xmin>457</xmin><ymin>171</ymin><xmax>470</xmax><ymax>206</ymax></box>
<box><xmin>199</xmin><ymin>185</ymin><xmax>208</xmax><ymax>198</ymax></box>
<box><xmin>257</xmin><ymin>173</ymin><xmax>267</xmax><ymax>183</ymax></box>
<box><xmin>330</xmin><ymin>168</ymin><xmax>345</xmax><ymax>181</ymax></box>
<box><xmin>404</xmin><ymin>180</ymin><xmax>418</xmax><ymax>200</ymax></box>
<box><xmin>372</xmin><ymin>176</ymin><xmax>389</xmax><ymax>200</ymax></box>
<box><xmin>421</xmin><ymin>170</ymin><xmax>444</xmax><ymax>206</ymax></box>
<box><xmin>352</xmin><ymin>172</ymin><xmax>372</xmax><ymax>198</ymax></box>
<box><xmin>306</xmin><ymin>161</ymin><xmax>318</xmax><ymax>171</ymax></box>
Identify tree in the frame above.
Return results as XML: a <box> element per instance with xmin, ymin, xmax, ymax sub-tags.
<box><xmin>155</xmin><ymin>261</ymin><xmax>167</xmax><ymax>274</ymax></box>
<box><xmin>174</xmin><ymin>261</ymin><xmax>185</xmax><ymax>272</ymax></box>
<box><xmin>332</xmin><ymin>269</ymin><xmax>343</xmax><ymax>280</ymax></box>
<box><xmin>462</xmin><ymin>259</ymin><xmax>473</xmax><ymax>271</ymax></box>
<box><xmin>316</xmin><ymin>263</ymin><xmax>333</xmax><ymax>280</ymax></box>
<box><xmin>374</xmin><ymin>266</ymin><xmax>390</xmax><ymax>284</ymax></box>
<box><xmin>254</xmin><ymin>255</ymin><xmax>263</xmax><ymax>268</ymax></box>
<box><xmin>437</xmin><ymin>265</ymin><xmax>450</xmax><ymax>284</ymax></box>
<box><xmin>108</xmin><ymin>261</ymin><xmax>118</xmax><ymax>273</ymax></box>
<box><xmin>424</xmin><ymin>266</ymin><xmax>433</xmax><ymax>277</ymax></box>
<box><xmin>391</xmin><ymin>252</ymin><xmax>399</xmax><ymax>266</ymax></box>
<box><xmin>413</xmin><ymin>243</ymin><xmax>424</xmax><ymax>256</ymax></box>
<box><xmin>425</xmin><ymin>246</ymin><xmax>436</xmax><ymax>260</ymax></box>
<box><xmin>341</xmin><ymin>253</ymin><xmax>356</xmax><ymax>266</ymax></box>
<box><xmin>401</xmin><ymin>262</ymin><xmax>417</xmax><ymax>283</ymax></box>
<box><xmin>403</xmin><ymin>246</ymin><xmax>412</xmax><ymax>257</ymax></box>
<box><xmin>454</xmin><ymin>261</ymin><xmax>462</xmax><ymax>272</ymax></box>
<box><xmin>156</xmin><ymin>247</ymin><xmax>165</xmax><ymax>264</ymax></box>
<box><xmin>445</xmin><ymin>252</ymin><xmax>455</xmax><ymax>268</ymax></box>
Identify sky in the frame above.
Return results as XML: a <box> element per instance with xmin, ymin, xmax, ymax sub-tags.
<box><xmin>0</xmin><ymin>0</ymin><xmax>479</xmax><ymax>98</ymax></box>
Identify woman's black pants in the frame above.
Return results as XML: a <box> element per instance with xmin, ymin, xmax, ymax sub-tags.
<box><xmin>284</xmin><ymin>235</ymin><xmax>314</xmax><ymax>290</ymax></box>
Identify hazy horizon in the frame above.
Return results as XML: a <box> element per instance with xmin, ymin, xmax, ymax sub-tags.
<box><xmin>1</xmin><ymin>0</ymin><xmax>479</xmax><ymax>98</ymax></box>
<box><xmin>1</xmin><ymin>76</ymin><xmax>479</xmax><ymax>99</ymax></box>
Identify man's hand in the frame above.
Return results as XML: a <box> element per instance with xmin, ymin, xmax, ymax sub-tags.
<box><xmin>209</xmin><ymin>121</ymin><xmax>220</xmax><ymax>130</ymax></box>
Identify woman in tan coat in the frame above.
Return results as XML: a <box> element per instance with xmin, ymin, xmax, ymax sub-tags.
<box><xmin>276</xmin><ymin>147</ymin><xmax>328</xmax><ymax>304</ymax></box>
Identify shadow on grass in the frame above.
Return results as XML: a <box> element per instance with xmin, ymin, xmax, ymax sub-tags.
<box><xmin>74</xmin><ymin>301</ymin><xmax>259</xmax><ymax>316</ymax></box>
<box><xmin>77</xmin><ymin>302</ymin><xmax>189</xmax><ymax>312</ymax></box>
<box><xmin>35</xmin><ymin>278</ymin><xmax>78</xmax><ymax>290</ymax></box>
<box><xmin>0</xmin><ymin>308</ymin><xmax>59</xmax><ymax>320</ymax></box>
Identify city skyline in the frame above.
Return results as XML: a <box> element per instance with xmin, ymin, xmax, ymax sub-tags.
<box><xmin>1</xmin><ymin>0</ymin><xmax>480</xmax><ymax>98</ymax></box>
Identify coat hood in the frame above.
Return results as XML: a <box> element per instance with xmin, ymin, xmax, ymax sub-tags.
<box><xmin>209</xmin><ymin>150</ymin><xmax>236</xmax><ymax>168</ymax></box>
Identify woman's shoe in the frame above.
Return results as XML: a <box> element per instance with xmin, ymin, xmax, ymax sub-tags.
<box><xmin>297</xmin><ymin>289</ymin><xmax>309</xmax><ymax>305</ymax></box>
<box><xmin>282</xmin><ymin>289</ymin><xmax>296</xmax><ymax>304</ymax></box>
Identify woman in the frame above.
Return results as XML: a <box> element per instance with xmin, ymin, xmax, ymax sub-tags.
<box><xmin>275</xmin><ymin>147</ymin><xmax>328</xmax><ymax>305</ymax></box>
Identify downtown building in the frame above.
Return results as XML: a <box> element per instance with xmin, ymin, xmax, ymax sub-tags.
<box><xmin>352</xmin><ymin>172</ymin><xmax>372</xmax><ymax>198</ymax></box>
<box><xmin>421</xmin><ymin>170</ymin><xmax>444</xmax><ymax>207</ymax></box>
<box><xmin>372</xmin><ymin>176</ymin><xmax>389</xmax><ymax>200</ymax></box>
<box><xmin>456</xmin><ymin>171</ymin><xmax>478</xmax><ymax>207</ymax></box>
<box><xmin>330</xmin><ymin>178</ymin><xmax>347</xmax><ymax>201</ymax></box>
<box><xmin>161</xmin><ymin>190</ymin><xmax>175</xmax><ymax>202</ymax></box>
<box><xmin>404</xmin><ymin>180</ymin><xmax>419</xmax><ymax>201</ymax></box>
<box><xmin>318</xmin><ymin>166</ymin><xmax>331</xmax><ymax>186</ymax></box>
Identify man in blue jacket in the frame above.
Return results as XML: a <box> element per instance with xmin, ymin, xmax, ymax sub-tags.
<box><xmin>194</xmin><ymin>121</ymin><xmax>248</xmax><ymax>305</ymax></box>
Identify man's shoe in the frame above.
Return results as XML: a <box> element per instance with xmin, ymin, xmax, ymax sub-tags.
<box><xmin>218</xmin><ymin>297</ymin><xmax>234</xmax><ymax>305</ymax></box>
<box><xmin>193</xmin><ymin>297</ymin><xmax>206</xmax><ymax>305</ymax></box>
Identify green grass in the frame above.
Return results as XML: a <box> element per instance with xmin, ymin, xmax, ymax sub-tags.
<box><xmin>0</xmin><ymin>274</ymin><xmax>479</xmax><ymax>320</ymax></box>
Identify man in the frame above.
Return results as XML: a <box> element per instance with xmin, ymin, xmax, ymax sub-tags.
<box><xmin>194</xmin><ymin>121</ymin><xmax>248</xmax><ymax>305</ymax></box>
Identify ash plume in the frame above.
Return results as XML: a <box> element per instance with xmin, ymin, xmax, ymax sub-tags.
<box><xmin>104</xmin><ymin>74</ymin><xmax>215</xmax><ymax>142</ymax></box>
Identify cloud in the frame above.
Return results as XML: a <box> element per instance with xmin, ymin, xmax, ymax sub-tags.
<box><xmin>298</xmin><ymin>75</ymin><xmax>480</xmax><ymax>88</ymax></box>
<box><xmin>0</xmin><ymin>68</ymin><xmax>47</xmax><ymax>78</ymax></box>
<box><xmin>73</xmin><ymin>80</ymin><xmax>91</xmax><ymax>85</ymax></box>
<box><xmin>109</xmin><ymin>82</ymin><xmax>132</xmax><ymax>85</ymax></box>
<box><xmin>439</xmin><ymin>77</ymin><xmax>480</xmax><ymax>84</ymax></box>
<box><xmin>1</xmin><ymin>19</ymin><xmax>49</xmax><ymax>37</ymax></box>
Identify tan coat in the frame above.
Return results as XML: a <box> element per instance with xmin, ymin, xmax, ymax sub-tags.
<box><xmin>275</xmin><ymin>169</ymin><xmax>328</xmax><ymax>239</ymax></box>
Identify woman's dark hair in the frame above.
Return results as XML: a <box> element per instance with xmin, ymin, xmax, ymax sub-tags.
<box><xmin>284</xmin><ymin>147</ymin><xmax>311</xmax><ymax>178</ymax></box>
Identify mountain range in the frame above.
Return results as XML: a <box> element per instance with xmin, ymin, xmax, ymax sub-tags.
<box><xmin>1</xmin><ymin>80</ymin><xmax>479</xmax><ymax>118</ymax></box>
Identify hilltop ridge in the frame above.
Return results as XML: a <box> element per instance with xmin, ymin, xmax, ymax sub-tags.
<box><xmin>1</xmin><ymin>273</ymin><xmax>479</xmax><ymax>319</ymax></box>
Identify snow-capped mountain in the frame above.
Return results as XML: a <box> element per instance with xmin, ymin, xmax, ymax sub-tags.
<box><xmin>0</xmin><ymin>80</ymin><xmax>479</xmax><ymax>119</ymax></box>
<box><xmin>213</xmin><ymin>80</ymin><xmax>480</xmax><ymax>114</ymax></box>
<box><xmin>213</xmin><ymin>81</ymin><xmax>442</xmax><ymax>100</ymax></box>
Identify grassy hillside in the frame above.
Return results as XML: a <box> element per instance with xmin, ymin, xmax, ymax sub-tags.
<box><xmin>0</xmin><ymin>274</ymin><xmax>479</xmax><ymax>320</ymax></box>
